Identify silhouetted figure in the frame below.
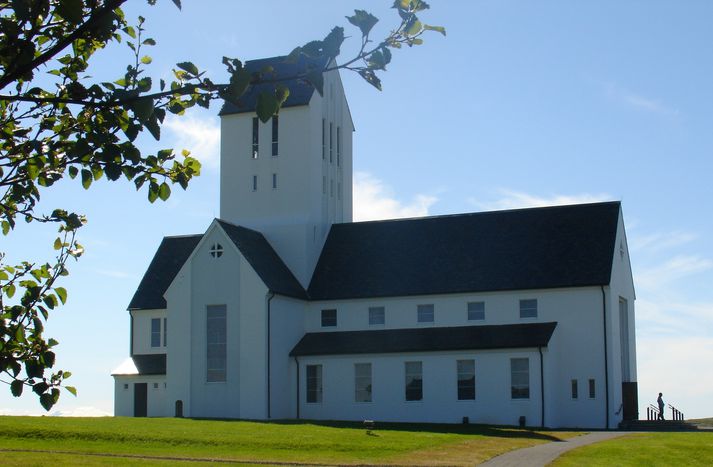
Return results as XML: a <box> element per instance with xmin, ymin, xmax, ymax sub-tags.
<box><xmin>657</xmin><ymin>392</ymin><xmax>665</xmax><ymax>420</ymax></box>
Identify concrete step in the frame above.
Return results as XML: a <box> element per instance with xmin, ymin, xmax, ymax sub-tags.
<box><xmin>619</xmin><ymin>419</ymin><xmax>698</xmax><ymax>431</ymax></box>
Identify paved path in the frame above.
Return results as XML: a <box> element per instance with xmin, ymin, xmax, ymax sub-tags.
<box><xmin>480</xmin><ymin>431</ymin><xmax>631</xmax><ymax>467</ymax></box>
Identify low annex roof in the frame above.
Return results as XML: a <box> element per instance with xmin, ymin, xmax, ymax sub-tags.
<box><xmin>308</xmin><ymin>201</ymin><xmax>621</xmax><ymax>300</ymax></box>
<box><xmin>128</xmin><ymin>220</ymin><xmax>306</xmax><ymax>310</ymax></box>
<box><xmin>219</xmin><ymin>55</ymin><xmax>329</xmax><ymax>116</ymax></box>
<box><xmin>290</xmin><ymin>322</ymin><xmax>558</xmax><ymax>357</ymax></box>
<box><xmin>111</xmin><ymin>355</ymin><xmax>166</xmax><ymax>376</ymax></box>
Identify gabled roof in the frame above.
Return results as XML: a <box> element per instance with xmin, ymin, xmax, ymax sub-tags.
<box><xmin>219</xmin><ymin>55</ymin><xmax>329</xmax><ymax>116</ymax></box>
<box><xmin>290</xmin><ymin>322</ymin><xmax>558</xmax><ymax>357</ymax></box>
<box><xmin>216</xmin><ymin>220</ymin><xmax>307</xmax><ymax>299</ymax></box>
<box><xmin>128</xmin><ymin>235</ymin><xmax>202</xmax><ymax>310</ymax></box>
<box><xmin>308</xmin><ymin>202</ymin><xmax>621</xmax><ymax>300</ymax></box>
<box><xmin>128</xmin><ymin>220</ymin><xmax>306</xmax><ymax>310</ymax></box>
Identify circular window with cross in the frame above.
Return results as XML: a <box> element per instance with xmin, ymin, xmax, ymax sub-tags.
<box><xmin>209</xmin><ymin>243</ymin><xmax>223</xmax><ymax>258</ymax></box>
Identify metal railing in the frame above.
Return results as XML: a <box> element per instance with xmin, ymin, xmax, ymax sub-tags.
<box><xmin>646</xmin><ymin>403</ymin><xmax>685</xmax><ymax>421</ymax></box>
<box><xmin>668</xmin><ymin>404</ymin><xmax>684</xmax><ymax>421</ymax></box>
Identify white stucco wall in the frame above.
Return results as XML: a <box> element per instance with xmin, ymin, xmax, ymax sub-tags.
<box><xmin>113</xmin><ymin>376</ymin><xmax>168</xmax><ymax>417</ymax></box>
<box><xmin>131</xmin><ymin>309</ymin><xmax>167</xmax><ymax>355</ymax></box>
<box><xmin>269</xmin><ymin>296</ymin><xmax>306</xmax><ymax>419</ymax></box>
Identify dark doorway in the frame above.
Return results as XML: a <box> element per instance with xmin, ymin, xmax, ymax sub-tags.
<box><xmin>175</xmin><ymin>400</ymin><xmax>183</xmax><ymax>418</ymax></box>
<box><xmin>134</xmin><ymin>383</ymin><xmax>148</xmax><ymax>417</ymax></box>
<box><xmin>622</xmin><ymin>382</ymin><xmax>638</xmax><ymax>421</ymax></box>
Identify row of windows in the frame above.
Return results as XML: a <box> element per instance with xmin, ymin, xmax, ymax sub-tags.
<box><xmin>251</xmin><ymin>116</ymin><xmax>279</xmax><ymax>158</ymax></box>
<box><xmin>305</xmin><ymin>358</ymin><xmax>527</xmax><ymax>403</ymax></box>
<box><xmin>321</xmin><ymin>118</ymin><xmax>341</xmax><ymax>166</ymax></box>
<box><xmin>571</xmin><ymin>378</ymin><xmax>597</xmax><ymax>399</ymax></box>
<box><xmin>320</xmin><ymin>300</ymin><xmax>539</xmax><ymax>327</ymax></box>
<box><xmin>322</xmin><ymin>176</ymin><xmax>342</xmax><ymax>199</ymax></box>
<box><xmin>150</xmin><ymin>318</ymin><xmax>167</xmax><ymax>348</ymax></box>
<box><xmin>251</xmin><ymin>173</ymin><xmax>279</xmax><ymax>191</ymax></box>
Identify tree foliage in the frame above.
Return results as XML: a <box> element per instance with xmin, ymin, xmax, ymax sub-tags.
<box><xmin>0</xmin><ymin>0</ymin><xmax>443</xmax><ymax>410</ymax></box>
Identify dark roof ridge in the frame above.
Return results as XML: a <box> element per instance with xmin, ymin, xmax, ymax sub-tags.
<box><xmin>345</xmin><ymin>200</ymin><xmax>622</xmax><ymax>227</ymax></box>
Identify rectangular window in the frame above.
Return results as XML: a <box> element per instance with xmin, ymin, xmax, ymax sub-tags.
<box><xmin>355</xmin><ymin>363</ymin><xmax>372</xmax><ymax>402</ymax></box>
<box><xmin>321</xmin><ymin>118</ymin><xmax>326</xmax><ymax>159</ymax></box>
<box><xmin>306</xmin><ymin>364</ymin><xmax>322</xmax><ymax>403</ymax></box>
<box><xmin>322</xmin><ymin>175</ymin><xmax>326</xmax><ymax>194</ymax></box>
<box><xmin>337</xmin><ymin>126</ymin><xmax>341</xmax><ymax>166</ymax></box>
<box><xmin>272</xmin><ymin>173</ymin><xmax>277</xmax><ymax>190</ymax></box>
<box><xmin>163</xmin><ymin>317</ymin><xmax>167</xmax><ymax>347</ymax></box>
<box><xmin>571</xmin><ymin>379</ymin><xmax>578</xmax><ymax>399</ymax></box>
<box><xmin>321</xmin><ymin>309</ymin><xmax>337</xmax><ymax>327</ymax></box>
<box><xmin>252</xmin><ymin>117</ymin><xmax>259</xmax><ymax>158</ymax></box>
<box><xmin>511</xmin><ymin>358</ymin><xmax>530</xmax><ymax>399</ymax></box>
<box><xmin>252</xmin><ymin>175</ymin><xmax>257</xmax><ymax>191</ymax></box>
<box><xmin>151</xmin><ymin>318</ymin><xmax>161</xmax><ymax>347</ymax></box>
<box><xmin>457</xmin><ymin>359</ymin><xmax>476</xmax><ymax>400</ymax></box>
<box><xmin>271</xmin><ymin>116</ymin><xmax>278</xmax><ymax>156</ymax></box>
<box><xmin>405</xmin><ymin>361</ymin><xmax>423</xmax><ymax>401</ymax></box>
<box><xmin>519</xmin><ymin>299</ymin><xmax>538</xmax><ymax>318</ymax></box>
<box><xmin>368</xmin><ymin>306</ymin><xmax>385</xmax><ymax>325</ymax></box>
<box><xmin>467</xmin><ymin>301</ymin><xmax>485</xmax><ymax>321</ymax></box>
<box><xmin>330</xmin><ymin>179</ymin><xmax>334</xmax><ymax>197</ymax></box>
<box><xmin>206</xmin><ymin>305</ymin><xmax>227</xmax><ymax>382</ymax></box>
<box><xmin>329</xmin><ymin>122</ymin><xmax>333</xmax><ymax>163</ymax></box>
<box><xmin>589</xmin><ymin>379</ymin><xmax>596</xmax><ymax>398</ymax></box>
<box><xmin>417</xmin><ymin>304</ymin><xmax>434</xmax><ymax>323</ymax></box>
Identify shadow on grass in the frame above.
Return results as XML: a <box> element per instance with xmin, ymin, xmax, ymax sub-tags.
<box><xmin>188</xmin><ymin>417</ymin><xmax>569</xmax><ymax>442</ymax></box>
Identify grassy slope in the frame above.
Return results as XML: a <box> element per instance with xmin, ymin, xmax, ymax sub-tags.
<box><xmin>0</xmin><ymin>416</ymin><xmax>578</xmax><ymax>466</ymax></box>
<box><xmin>552</xmin><ymin>432</ymin><xmax>713</xmax><ymax>467</ymax></box>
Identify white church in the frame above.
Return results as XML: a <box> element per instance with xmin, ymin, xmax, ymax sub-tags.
<box><xmin>112</xmin><ymin>55</ymin><xmax>638</xmax><ymax>429</ymax></box>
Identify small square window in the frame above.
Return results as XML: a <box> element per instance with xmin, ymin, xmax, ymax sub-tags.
<box><xmin>519</xmin><ymin>299</ymin><xmax>537</xmax><ymax>319</ymax></box>
<box><xmin>123</xmin><ymin>384</ymin><xmax>129</xmax><ymax>390</ymax></box>
<box><xmin>417</xmin><ymin>304</ymin><xmax>434</xmax><ymax>323</ymax></box>
<box><xmin>368</xmin><ymin>306</ymin><xmax>385</xmax><ymax>325</ymax></box>
<box><xmin>153</xmin><ymin>383</ymin><xmax>159</xmax><ymax>389</ymax></box>
<box><xmin>321</xmin><ymin>309</ymin><xmax>337</xmax><ymax>327</ymax></box>
<box><xmin>467</xmin><ymin>302</ymin><xmax>485</xmax><ymax>320</ymax></box>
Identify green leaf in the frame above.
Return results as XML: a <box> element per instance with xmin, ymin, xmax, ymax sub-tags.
<box><xmin>131</xmin><ymin>97</ymin><xmax>154</xmax><ymax>122</ymax></box>
<box><xmin>53</xmin><ymin>237</ymin><xmax>62</xmax><ymax>250</ymax></box>
<box><xmin>346</xmin><ymin>10</ymin><xmax>379</xmax><ymax>36</ymax></box>
<box><xmin>68</xmin><ymin>166</ymin><xmax>78</xmax><ymax>179</ymax></box>
<box><xmin>81</xmin><ymin>169</ymin><xmax>92</xmax><ymax>189</ymax></box>
<box><xmin>143</xmin><ymin>38</ymin><xmax>157</xmax><ymax>46</ymax></box>
<box><xmin>256</xmin><ymin>92</ymin><xmax>279</xmax><ymax>123</ymax></box>
<box><xmin>177</xmin><ymin>61</ymin><xmax>199</xmax><ymax>76</ymax></box>
<box><xmin>55</xmin><ymin>287</ymin><xmax>68</xmax><ymax>305</ymax></box>
<box><xmin>56</xmin><ymin>0</ymin><xmax>84</xmax><ymax>25</ymax></box>
<box><xmin>322</xmin><ymin>27</ymin><xmax>345</xmax><ymax>58</ymax></box>
<box><xmin>140</xmin><ymin>55</ymin><xmax>152</xmax><ymax>65</ymax></box>
<box><xmin>144</xmin><ymin>117</ymin><xmax>161</xmax><ymax>141</ymax></box>
<box><xmin>406</xmin><ymin>19</ymin><xmax>423</xmax><ymax>36</ymax></box>
<box><xmin>65</xmin><ymin>386</ymin><xmax>77</xmax><ymax>397</ymax></box>
<box><xmin>5</xmin><ymin>284</ymin><xmax>16</xmax><ymax>298</ymax></box>
<box><xmin>358</xmin><ymin>69</ymin><xmax>382</xmax><ymax>91</ymax></box>
<box><xmin>148</xmin><ymin>182</ymin><xmax>159</xmax><ymax>203</ymax></box>
<box><xmin>48</xmin><ymin>338</ymin><xmax>59</xmax><ymax>347</ymax></box>
<box><xmin>158</xmin><ymin>182</ymin><xmax>171</xmax><ymax>201</ymax></box>
<box><xmin>40</xmin><ymin>393</ymin><xmax>55</xmax><ymax>411</ymax></box>
<box><xmin>10</xmin><ymin>380</ymin><xmax>23</xmax><ymax>398</ymax></box>
<box><xmin>423</xmin><ymin>24</ymin><xmax>446</xmax><ymax>36</ymax></box>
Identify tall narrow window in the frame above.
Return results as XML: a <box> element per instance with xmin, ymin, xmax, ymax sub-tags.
<box><xmin>163</xmin><ymin>317</ymin><xmax>167</xmax><ymax>347</ymax></box>
<box><xmin>417</xmin><ymin>304</ymin><xmax>434</xmax><ymax>323</ymax></box>
<box><xmin>467</xmin><ymin>302</ymin><xmax>485</xmax><ymax>321</ymax></box>
<box><xmin>252</xmin><ymin>117</ymin><xmax>259</xmax><ymax>158</ymax></box>
<box><xmin>271</xmin><ymin>116</ymin><xmax>278</xmax><ymax>156</ymax></box>
<box><xmin>330</xmin><ymin>179</ymin><xmax>334</xmax><ymax>197</ymax></box>
<box><xmin>206</xmin><ymin>305</ymin><xmax>227</xmax><ymax>382</ymax></box>
<box><xmin>321</xmin><ymin>309</ymin><xmax>337</xmax><ymax>327</ymax></box>
<box><xmin>151</xmin><ymin>318</ymin><xmax>161</xmax><ymax>347</ymax></box>
<box><xmin>511</xmin><ymin>358</ymin><xmax>529</xmax><ymax>399</ymax></box>
<box><xmin>252</xmin><ymin>175</ymin><xmax>257</xmax><ymax>191</ymax></box>
<box><xmin>457</xmin><ymin>360</ymin><xmax>476</xmax><ymax>400</ymax></box>
<box><xmin>571</xmin><ymin>379</ymin><xmax>578</xmax><ymax>399</ymax></box>
<box><xmin>321</xmin><ymin>118</ymin><xmax>326</xmax><ymax>159</ymax></box>
<box><xmin>336</xmin><ymin>126</ymin><xmax>341</xmax><ymax>166</ymax></box>
<box><xmin>368</xmin><ymin>306</ymin><xmax>385</xmax><ymax>325</ymax></box>
<box><xmin>329</xmin><ymin>122</ymin><xmax>333</xmax><ymax>163</ymax></box>
<box><xmin>322</xmin><ymin>175</ymin><xmax>326</xmax><ymax>194</ymax></box>
<box><xmin>589</xmin><ymin>379</ymin><xmax>596</xmax><ymax>398</ymax></box>
<box><xmin>306</xmin><ymin>364</ymin><xmax>322</xmax><ymax>403</ymax></box>
<box><xmin>405</xmin><ymin>361</ymin><xmax>423</xmax><ymax>401</ymax></box>
<box><xmin>519</xmin><ymin>299</ymin><xmax>537</xmax><ymax>318</ymax></box>
<box><xmin>272</xmin><ymin>173</ymin><xmax>277</xmax><ymax>190</ymax></box>
<box><xmin>355</xmin><ymin>363</ymin><xmax>372</xmax><ymax>402</ymax></box>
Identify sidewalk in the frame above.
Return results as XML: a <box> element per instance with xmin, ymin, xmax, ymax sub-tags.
<box><xmin>480</xmin><ymin>431</ymin><xmax>630</xmax><ymax>466</ymax></box>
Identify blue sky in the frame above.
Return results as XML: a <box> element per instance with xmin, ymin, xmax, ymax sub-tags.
<box><xmin>2</xmin><ymin>1</ymin><xmax>712</xmax><ymax>419</ymax></box>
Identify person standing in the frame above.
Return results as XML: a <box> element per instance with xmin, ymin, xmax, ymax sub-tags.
<box><xmin>657</xmin><ymin>392</ymin><xmax>665</xmax><ymax>420</ymax></box>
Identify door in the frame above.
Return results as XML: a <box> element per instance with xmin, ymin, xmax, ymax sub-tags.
<box><xmin>134</xmin><ymin>383</ymin><xmax>148</xmax><ymax>417</ymax></box>
<box><xmin>622</xmin><ymin>382</ymin><xmax>638</xmax><ymax>421</ymax></box>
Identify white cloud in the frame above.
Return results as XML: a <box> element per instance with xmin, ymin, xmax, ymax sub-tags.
<box><xmin>470</xmin><ymin>189</ymin><xmax>614</xmax><ymax>212</ymax></box>
<box><xmin>163</xmin><ymin>115</ymin><xmax>220</xmax><ymax>169</ymax></box>
<box><xmin>353</xmin><ymin>172</ymin><xmax>437</xmax><ymax>222</ymax></box>
<box><xmin>629</xmin><ymin>230</ymin><xmax>697</xmax><ymax>253</ymax></box>
<box><xmin>635</xmin><ymin>255</ymin><xmax>713</xmax><ymax>291</ymax></box>
<box><xmin>50</xmin><ymin>406</ymin><xmax>112</xmax><ymax>417</ymax></box>
<box><xmin>94</xmin><ymin>269</ymin><xmax>132</xmax><ymax>279</ymax></box>
<box><xmin>604</xmin><ymin>83</ymin><xmax>680</xmax><ymax>117</ymax></box>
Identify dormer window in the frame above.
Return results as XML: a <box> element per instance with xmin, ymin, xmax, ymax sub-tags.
<box><xmin>210</xmin><ymin>243</ymin><xmax>223</xmax><ymax>258</ymax></box>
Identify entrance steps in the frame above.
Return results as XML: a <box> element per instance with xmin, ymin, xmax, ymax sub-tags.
<box><xmin>619</xmin><ymin>419</ymin><xmax>699</xmax><ymax>431</ymax></box>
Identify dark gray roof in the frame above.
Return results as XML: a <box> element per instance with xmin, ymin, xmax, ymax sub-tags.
<box><xmin>219</xmin><ymin>55</ymin><xmax>329</xmax><ymax>116</ymax></box>
<box><xmin>290</xmin><ymin>322</ymin><xmax>558</xmax><ymax>357</ymax></box>
<box><xmin>132</xmin><ymin>354</ymin><xmax>166</xmax><ymax>375</ymax></box>
<box><xmin>308</xmin><ymin>202</ymin><xmax>621</xmax><ymax>300</ymax></box>
<box><xmin>216</xmin><ymin>220</ymin><xmax>307</xmax><ymax>299</ymax></box>
<box><xmin>128</xmin><ymin>235</ymin><xmax>202</xmax><ymax>310</ymax></box>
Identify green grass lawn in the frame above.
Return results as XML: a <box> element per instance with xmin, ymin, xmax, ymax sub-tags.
<box><xmin>0</xmin><ymin>416</ymin><xmax>578</xmax><ymax>466</ymax></box>
<box><xmin>552</xmin><ymin>432</ymin><xmax>713</xmax><ymax>467</ymax></box>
